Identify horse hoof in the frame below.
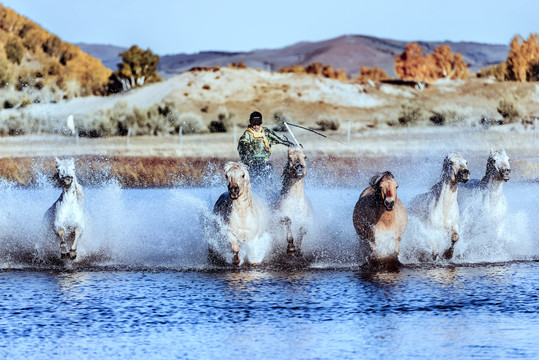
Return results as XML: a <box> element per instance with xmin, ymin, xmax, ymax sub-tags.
<box><xmin>287</xmin><ymin>245</ymin><xmax>296</xmax><ymax>256</ymax></box>
<box><xmin>61</xmin><ymin>252</ymin><xmax>69</xmax><ymax>259</ymax></box>
<box><xmin>233</xmin><ymin>253</ymin><xmax>240</xmax><ymax>265</ymax></box>
<box><xmin>69</xmin><ymin>250</ymin><xmax>77</xmax><ymax>260</ymax></box>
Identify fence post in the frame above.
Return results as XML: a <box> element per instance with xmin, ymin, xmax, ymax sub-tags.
<box><xmin>347</xmin><ymin>119</ymin><xmax>351</xmax><ymax>144</ymax></box>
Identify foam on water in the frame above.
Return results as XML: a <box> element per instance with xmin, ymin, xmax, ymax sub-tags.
<box><xmin>0</xmin><ymin>178</ymin><xmax>536</xmax><ymax>270</ymax></box>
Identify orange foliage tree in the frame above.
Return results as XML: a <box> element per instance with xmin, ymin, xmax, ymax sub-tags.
<box><xmin>278</xmin><ymin>62</ymin><xmax>347</xmax><ymax>80</ymax></box>
<box><xmin>395</xmin><ymin>43</ymin><xmax>469</xmax><ymax>82</ymax></box>
<box><xmin>506</xmin><ymin>33</ymin><xmax>539</xmax><ymax>82</ymax></box>
<box><xmin>432</xmin><ymin>45</ymin><xmax>469</xmax><ymax>79</ymax></box>
<box><xmin>356</xmin><ymin>66</ymin><xmax>390</xmax><ymax>83</ymax></box>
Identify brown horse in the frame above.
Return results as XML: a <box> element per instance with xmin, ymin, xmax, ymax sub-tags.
<box><xmin>353</xmin><ymin>171</ymin><xmax>408</xmax><ymax>267</ymax></box>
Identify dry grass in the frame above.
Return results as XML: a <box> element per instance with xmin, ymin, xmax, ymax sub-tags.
<box><xmin>0</xmin><ymin>151</ymin><xmax>536</xmax><ymax>189</ymax></box>
<box><xmin>0</xmin><ymin>156</ymin><xmax>232</xmax><ymax>187</ymax></box>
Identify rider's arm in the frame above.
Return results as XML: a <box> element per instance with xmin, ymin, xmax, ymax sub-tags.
<box><xmin>264</xmin><ymin>128</ymin><xmax>295</xmax><ymax>147</ymax></box>
<box><xmin>237</xmin><ymin>131</ymin><xmax>253</xmax><ymax>162</ymax></box>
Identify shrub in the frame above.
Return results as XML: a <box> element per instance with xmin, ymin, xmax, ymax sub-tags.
<box><xmin>480</xmin><ymin>115</ymin><xmax>504</xmax><ymax>128</ymax></box>
<box><xmin>476</xmin><ymin>63</ymin><xmax>507</xmax><ymax>81</ymax></box>
<box><xmin>177</xmin><ymin>112</ymin><xmax>204</xmax><ymax>134</ymax></box>
<box><xmin>316</xmin><ymin>117</ymin><xmax>340</xmax><ymax>131</ymax></box>
<box><xmin>208</xmin><ymin>106</ymin><xmax>234</xmax><ymax>133</ymax></box>
<box><xmin>496</xmin><ymin>98</ymin><xmax>520</xmax><ymax>123</ymax></box>
<box><xmin>429</xmin><ymin>110</ymin><xmax>466</xmax><ymax>126</ymax></box>
<box><xmin>397</xmin><ymin>103</ymin><xmax>425</xmax><ymax>126</ymax></box>
<box><xmin>356</xmin><ymin>66</ymin><xmax>390</xmax><ymax>83</ymax></box>
<box><xmin>0</xmin><ymin>57</ymin><xmax>15</xmax><ymax>87</ymax></box>
<box><xmin>5</xmin><ymin>37</ymin><xmax>24</xmax><ymax>65</ymax></box>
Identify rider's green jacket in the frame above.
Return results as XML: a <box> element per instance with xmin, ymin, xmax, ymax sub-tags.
<box><xmin>237</xmin><ymin>126</ymin><xmax>293</xmax><ymax>164</ymax></box>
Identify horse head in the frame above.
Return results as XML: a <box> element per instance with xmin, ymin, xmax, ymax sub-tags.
<box><xmin>487</xmin><ymin>149</ymin><xmax>511</xmax><ymax>182</ymax></box>
<box><xmin>443</xmin><ymin>153</ymin><xmax>469</xmax><ymax>184</ymax></box>
<box><xmin>224</xmin><ymin>162</ymin><xmax>251</xmax><ymax>200</ymax></box>
<box><xmin>55</xmin><ymin>158</ymin><xmax>77</xmax><ymax>189</ymax></box>
<box><xmin>286</xmin><ymin>146</ymin><xmax>307</xmax><ymax>180</ymax></box>
<box><xmin>370</xmin><ymin>171</ymin><xmax>398</xmax><ymax>211</ymax></box>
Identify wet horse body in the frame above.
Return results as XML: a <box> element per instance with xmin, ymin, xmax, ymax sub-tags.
<box><xmin>276</xmin><ymin>147</ymin><xmax>312</xmax><ymax>258</ymax></box>
<box><xmin>409</xmin><ymin>153</ymin><xmax>470</xmax><ymax>260</ymax></box>
<box><xmin>459</xmin><ymin>149</ymin><xmax>511</xmax><ymax>237</ymax></box>
<box><xmin>353</xmin><ymin>172</ymin><xmax>408</xmax><ymax>267</ymax></box>
<box><xmin>212</xmin><ymin>162</ymin><xmax>270</xmax><ymax>265</ymax></box>
<box><xmin>43</xmin><ymin>158</ymin><xmax>85</xmax><ymax>260</ymax></box>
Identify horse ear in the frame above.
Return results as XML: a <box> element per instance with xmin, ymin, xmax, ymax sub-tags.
<box><xmin>369</xmin><ymin>173</ymin><xmax>383</xmax><ymax>189</ymax></box>
<box><xmin>55</xmin><ymin>157</ymin><xmax>61</xmax><ymax>165</ymax></box>
<box><xmin>489</xmin><ymin>148</ymin><xmax>495</xmax><ymax>157</ymax></box>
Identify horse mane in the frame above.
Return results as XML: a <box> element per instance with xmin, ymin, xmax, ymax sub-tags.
<box><xmin>369</xmin><ymin>171</ymin><xmax>394</xmax><ymax>190</ymax></box>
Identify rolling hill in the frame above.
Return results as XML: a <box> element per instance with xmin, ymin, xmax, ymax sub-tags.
<box><xmin>80</xmin><ymin>35</ymin><xmax>509</xmax><ymax>79</ymax></box>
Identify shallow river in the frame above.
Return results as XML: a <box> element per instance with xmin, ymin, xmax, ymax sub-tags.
<box><xmin>0</xmin><ymin>181</ymin><xmax>537</xmax><ymax>358</ymax></box>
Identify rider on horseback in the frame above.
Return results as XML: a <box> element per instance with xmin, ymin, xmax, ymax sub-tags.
<box><xmin>237</xmin><ymin>111</ymin><xmax>295</xmax><ymax>187</ymax></box>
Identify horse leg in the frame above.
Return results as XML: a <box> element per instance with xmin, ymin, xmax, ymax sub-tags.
<box><xmin>443</xmin><ymin>229</ymin><xmax>459</xmax><ymax>260</ymax></box>
<box><xmin>70</xmin><ymin>227</ymin><xmax>82</xmax><ymax>260</ymax></box>
<box><xmin>281</xmin><ymin>217</ymin><xmax>296</xmax><ymax>256</ymax></box>
<box><xmin>296</xmin><ymin>227</ymin><xmax>307</xmax><ymax>257</ymax></box>
<box><xmin>58</xmin><ymin>227</ymin><xmax>69</xmax><ymax>259</ymax></box>
<box><xmin>230</xmin><ymin>239</ymin><xmax>240</xmax><ymax>265</ymax></box>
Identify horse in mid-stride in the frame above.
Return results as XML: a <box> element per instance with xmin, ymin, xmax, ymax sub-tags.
<box><xmin>409</xmin><ymin>153</ymin><xmax>469</xmax><ymax>260</ymax></box>
<box><xmin>276</xmin><ymin>146</ymin><xmax>313</xmax><ymax>258</ymax></box>
<box><xmin>353</xmin><ymin>171</ymin><xmax>408</xmax><ymax>267</ymax></box>
<box><xmin>43</xmin><ymin>158</ymin><xmax>85</xmax><ymax>261</ymax></box>
<box><xmin>212</xmin><ymin>162</ymin><xmax>270</xmax><ymax>265</ymax></box>
<box><xmin>459</xmin><ymin>149</ymin><xmax>511</xmax><ymax>238</ymax></box>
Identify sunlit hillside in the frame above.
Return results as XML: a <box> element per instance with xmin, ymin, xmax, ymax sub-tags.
<box><xmin>0</xmin><ymin>4</ymin><xmax>111</xmax><ymax>98</ymax></box>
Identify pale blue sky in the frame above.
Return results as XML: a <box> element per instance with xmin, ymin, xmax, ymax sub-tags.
<box><xmin>2</xmin><ymin>0</ymin><xmax>537</xmax><ymax>55</ymax></box>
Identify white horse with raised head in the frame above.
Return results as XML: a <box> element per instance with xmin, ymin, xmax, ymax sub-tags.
<box><xmin>408</xmin><ymin>153</ymin><xmax>470</xmax><ymax>260</ymax></box>
<box><xmin>353</xmin><ymin>171</ymin><xmax>408</xmax><ymax>267</ymax></box>
<box><xmin>212</xmin><ymin>162</ymin><xmax>271</xmax><ymax>265</ymax></box>
<box><xmin>43</xmin><ymin>158</ymin><xmax>85</xmax><ymax>260</ymax></box>
<box><xmin>459</xmin><ymin>149</ymin><xmax>511</xmax><ymax>238</ymax></box>
<box><xmin>276</xmin><ymin>146</ymin><xmax>313</xmax><ymax>258</ymax></box>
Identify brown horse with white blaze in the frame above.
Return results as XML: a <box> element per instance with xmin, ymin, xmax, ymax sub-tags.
<box><xmin>353</xmin><ymin>171</ymin><xmax>408</xmax><ymax>267</ymax></box>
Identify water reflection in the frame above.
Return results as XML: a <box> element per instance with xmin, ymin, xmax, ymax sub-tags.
<box><xmin>53</xmin><ymin>271</ymin><xmax>92</xmax><ymax>301</ymax></box>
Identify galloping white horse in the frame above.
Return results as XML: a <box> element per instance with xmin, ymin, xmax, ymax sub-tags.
<box><xmin>409</xmin><ymin>153</ymin><xmax>470</xmax><ymax>260</ymax></box>
<box><xmin>212</xmin><ymin>162</ymin><xmax>270</xmax><ymax>265</ymax></box>
<box><xmin>459</xmin><ymin>149</ymin><xmax>511</xmax><ymax>238</ymax></box>
<box><xmin>276</xmin><ymin>146</ymin><xmax>312</xmax><ymax>257</ymax></box>
<box><xmin>353</xmin><ymin>171</ymin><xmax>408</xmax><ymax>267</ymax></box>
<box><xmin>43</xmin><ymin>158</ymin><xmax>85</xmax><ymax>260</ymax></box>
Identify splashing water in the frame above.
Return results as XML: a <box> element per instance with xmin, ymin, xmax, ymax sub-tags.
<box><xmin>0</xmin><ymin>178</ymin><xmax>536</xmax><ymax>270</ymax></box>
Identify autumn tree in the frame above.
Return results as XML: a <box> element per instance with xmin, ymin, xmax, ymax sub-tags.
<box><xmin>278</xmin><ymin>64</ymin><xmax>306</xmax><ymax>74</ymax></box>
<box><xmin>108</xmin><ymin>45</ymin><xmax>162</xmax><ymax>93</ymax></box>
<box><xmin>506</xmin><ymin>33</ymin><xmax>539</xmax><ymax>82</ymax></box>
<box><xmin>432</xmin><ymin>45</ymin><xmax>469</xmax><ymax>79</ymax></box>
<box><xmin>476</xmin><ymin>63</ymin><xmax>507</xmax><ymax>81</ymax></box>
<box><xmin>356</xmin><ymin>66</ymin><xmax>390</xmax><ymax>83</ymax></box>
<box><xmin>394</xmin><ymin>43</ymin><xmax>436</xmax><ymax>82</ymax></box>
<box><xmin>395</xmin><ymin>43</ymin><xmax>469</xmax><ymax>82</ymax></box>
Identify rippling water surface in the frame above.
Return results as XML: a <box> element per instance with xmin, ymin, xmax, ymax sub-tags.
<box><xmin>1</xmin><ymin>264</ymin><xmax>539</xmax><ymax>359</ymax></box>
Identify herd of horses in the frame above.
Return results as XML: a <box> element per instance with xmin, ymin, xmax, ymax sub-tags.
<box><xmin>44</xmin><ymin>148</ymin><xmax>511</xmax><ymax>268</ymax></box>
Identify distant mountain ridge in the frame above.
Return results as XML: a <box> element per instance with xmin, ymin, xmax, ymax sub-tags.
<box><xmin>79</xmin><ymin>34</ymin><xmax>510</xmax><ymax>79</ymax></box>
